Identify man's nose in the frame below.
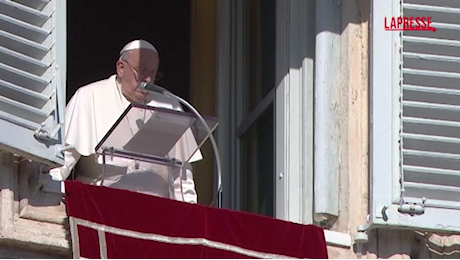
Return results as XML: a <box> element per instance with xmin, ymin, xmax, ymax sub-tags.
<box><xmin>142</xmin><ymin>75</ymin><xmax>153</xmax><ymax>83</ymax></box>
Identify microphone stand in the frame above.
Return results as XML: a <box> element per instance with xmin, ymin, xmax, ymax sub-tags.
<box><xmin>144</xmin><ymin>84</ymin><xmax>222</xmax><ymax>208</ymax></box>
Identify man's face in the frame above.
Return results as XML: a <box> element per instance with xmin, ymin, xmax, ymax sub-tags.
<box><xmin>116</xmin><ymin>49</ymin><xmax>159</xmax><ymax>103</ymax></box>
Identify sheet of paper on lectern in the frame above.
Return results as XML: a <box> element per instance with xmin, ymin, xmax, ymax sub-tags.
<box><xmin>122</xmin><ymin>110</ymin><xmax>195</xmax><ymax>160</ymax></box>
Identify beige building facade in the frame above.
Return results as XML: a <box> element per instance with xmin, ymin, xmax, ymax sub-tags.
<box><xmin>0</xmin><ymin>0</ymin><xmax>459</xmax><ymax>258</ymax></box>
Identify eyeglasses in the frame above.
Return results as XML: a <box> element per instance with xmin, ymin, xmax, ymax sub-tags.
<box><xmin>121</xmin><ymin>59</ymin><xmax>163</xmax><ymax>82</ymax></box>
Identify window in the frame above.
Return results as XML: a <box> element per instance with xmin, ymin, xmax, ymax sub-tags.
<box><xmin>0</xmin><ymin>0</ymin><xmax>67</xmax><ymax>166</ymax></box>
<box><xmin>370</xmin><ymin>0</ymin><xmax>460</xmax><ymax>232</ymax></box>
<box><xmin>240</xmin><ymin>104</ymin><xmax>274</xmax><ymax>216</ymax></box>
<box><xmin>217</xmin><ymin>0</ymin><xmax>314</xmax><ymax>223</ymax></box>
<box><xmin>239</xmin><ymin>0</ymin><xmax>276</xmax><ymax>217</ymax></box>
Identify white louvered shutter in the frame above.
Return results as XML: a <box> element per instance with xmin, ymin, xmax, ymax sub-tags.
<box><xmin>0</xmin><ymin>0</ymin><xmax>66</xmax><ymax>167</ymax></box>
<box><xmin>371</xmin><ymin>0</ymin><xmax>460</xmax><ymax>233</ymax></box>
<box><xmin>401</xmin><ymin>0</ymin><xmax>460</xmax><ymax>215</ymax></box>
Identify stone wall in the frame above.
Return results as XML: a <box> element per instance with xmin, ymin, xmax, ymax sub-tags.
<box><xmin>0</xmin><ymin>152</ymin><xmax>71</xmax><ymax>258</ymax></box>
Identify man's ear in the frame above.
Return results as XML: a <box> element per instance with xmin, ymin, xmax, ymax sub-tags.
<box><xmin>116</xmin><ymin>61</ymin><xmax>125</xmax><ymax>77</ymax></box>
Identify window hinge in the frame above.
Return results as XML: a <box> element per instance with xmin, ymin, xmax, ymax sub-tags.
<box><xmin>398</xmin><ymin>197</ymin><xmax>426</xmax><ymax>215</ymax></box>
<box><xmin>34</xmin><ymin>122</ymin><xmax>63</xmax><ymax>141</ymax></box>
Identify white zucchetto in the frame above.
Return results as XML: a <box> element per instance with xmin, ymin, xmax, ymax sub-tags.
<box><xmin>119</xmin><ymin>39</ymin><xmax>158</xmax><ymax>56</ymax></box>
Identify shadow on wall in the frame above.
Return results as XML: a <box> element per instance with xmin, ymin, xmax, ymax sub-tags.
<box><xmin>284</xmin><ymin>0</ymin><xmax>370</xmax><ymax>72</ymax></box>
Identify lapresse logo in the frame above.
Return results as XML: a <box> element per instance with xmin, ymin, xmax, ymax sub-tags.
<box><xmin>384</xmin><ymin>16</ymin><xmax>437</xmax><ymax>32</ymax></box>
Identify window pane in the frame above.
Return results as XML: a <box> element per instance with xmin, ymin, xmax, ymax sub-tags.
<box><xmin>240</xmin><ymin>104</ymin><xmax>274</xmax><ymax>217</ymax></box>
<box><xmin>244</xmin><ymin>0</ymin><xmax>276</xmax><ymax>115</ymax></box>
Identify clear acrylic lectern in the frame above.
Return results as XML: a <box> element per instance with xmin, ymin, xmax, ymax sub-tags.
<box><xmin>93</xmin><ymin>103</ymin><xmax>218</xmax><ymax>197</ymax></box>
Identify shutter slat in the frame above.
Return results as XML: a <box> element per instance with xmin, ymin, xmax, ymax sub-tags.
<box><xmin>403</xmin><ymin>101</ymin><xmax>460</xmax><ymax>122</ymax></box>
<box><xmin>432</xmin><ymin>22</ymin><xmax>460</xmax><ymax>30</ymax></box>
<box><xmin>0</xmin><ymin>0</ymin><xmax>50</xmax><ymax>26</ymax></box>
<box><xmin>12</xmin><ymin>0</ymin><xmax>50</xmax><ymax>11</ymax></box>
<box><xmin>0</xmin><ymin>30</ymin><xmax>49</xmax><ymax>59</ymax></box>
<box><xmin>0</xmin><ymin>95</ymin><xmax>49</xmax><ymax>123</ymax></box>
<box><xmin>404</xmin><ymin>85</ymin><xmax>460</xmax><ymax>95</ymax></box>
<box><xmin>404</xmin><ymin>149</ymin><xmax>460</xmax><ymax>160</ymax></box>
<box><xmin>403</xmin><ymin>133</ymin><xmax>460</xmax><ymax>155</ymax></box>
<box><xmin>403</xmin><ymin>68</ymin><xmax>460</xmax><ymax>89</ymax></box>
<box><xmin>404</xmin><ymin>165</ymin><xmax>460</xmax><ymax>184</ymax></box>
<box><xmin>403</xmin><ymin>68</ymin><xmax>460</xmax><ymax>80</ymax></box>
<box><xmin>404</xmin><ymin>27</ymin><xmax>460</xmax><ymax>42</ymax></box>
<box><xmin>403</xmin><ymin>53</ymin><xmax>460</xmax><ymax>74</ymax></box>
<box><xmin>403</xmin><ymin>3</ymin><xmax>460</xmax><ymax>14</ymax></box>
<box><xmin>0</xmin><ymin>63</ymin><xmax>49</xmax><ymax>87</ymax></box>
<box><xmin>0</xmin><ymin>110</ymin><xmax>39</xmax><ymax>130</ymax></box>
<box><xmin>0</xmin><ymin>46</ymin><xmax>50</xmax><ymax>75</ymax></box>
<box><xmin>404</xmin><ymin>182</ymin><xmax>460</xmax><ymax>202</ymax></box>
<box><xmin>403</xmin><ymin>73</ymin><xmax>460</xmax><ymax>90</ymax></box>
<box><xmin>404</xmin><ymin>36</ymin><xmax>460</xmax><ymax>47</ymax></box>
<box><xmin>403</xmin><ymin>149</ymin><xmax>460</xmax><ymax>172</ymax></box>
<box><xmin>403</xmin><ymin>133</ymin><xmax>460</xmax><ymax>144</ymax></box>
<box><xmin>404</xmin><ymin>85</ymin><xmax>460</xmax><ymax>106</ymax></box>
<box><xmin>404</xmin><ymin>101</ymin><xmax>460</xmax><ymax>111</ymax></box>
<box><xmin>403</xmin><ymin>36</ymin><xmax>460</xmax><ymax>58</ymax></box>
<box><xmin>405</xmin><ymin>182</ymin><xmax>460</xmax><ymax>196</ymax></box>
<box><xmin>403</xmin><ymin>117</ymin><xmax>460</xmax><ymax>138</ymax></box>
<box><xmin>404</xmin><ymin>0</ymin><xmax>460</xmax><ymax>9</ymax></box>
<box><xmin>0</xmin><ymin>79</ymin><xmax>49</xmax><ymax>108</ymax></box>
<box><xmin>404</xmin><ymin>53</ymin><xmax>460</xmax><ymax>63</ymax></box>
<box><xmin>0</xmin><ymin>13</ymin><xmax>50</xmax><ymax>42</ymax></box>
<box><xmin>404</xmin><ymin>117</ymin><xmax>460</xmax><ymax>128</ymax></box>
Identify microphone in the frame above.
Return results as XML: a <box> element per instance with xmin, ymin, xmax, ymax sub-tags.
<box><xmin>138</xmin><ymin>82</ymin><xmax>168</xmax><ymax>95</ymax></box>
<box><xmin>137</xmin><ymin>81</ymin><xmax>223</xmax><ymax>208</ymax></box>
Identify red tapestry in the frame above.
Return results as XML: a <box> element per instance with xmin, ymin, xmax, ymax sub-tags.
<box><xmin>65</xmin><ymin>181</ymin><xmax>328</xmax><ymax>259</ymax></box>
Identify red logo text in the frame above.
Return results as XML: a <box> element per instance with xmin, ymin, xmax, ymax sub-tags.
<box><xmin>384</xmin><ymin>16</ymin><xmax>436</xmax><ymax>32</ymax></box>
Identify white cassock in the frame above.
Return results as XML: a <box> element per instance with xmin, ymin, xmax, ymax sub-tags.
<box><xmin>50</xmin><ymin>74</ymin><xmax>202</xmax><ymax>203</ymax></box>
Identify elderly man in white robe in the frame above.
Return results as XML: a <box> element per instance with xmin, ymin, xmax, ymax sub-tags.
<box><xmin>47</xmin><ymin>39</ymin><xmax>201</xmax><ymax>203</ymax></box>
